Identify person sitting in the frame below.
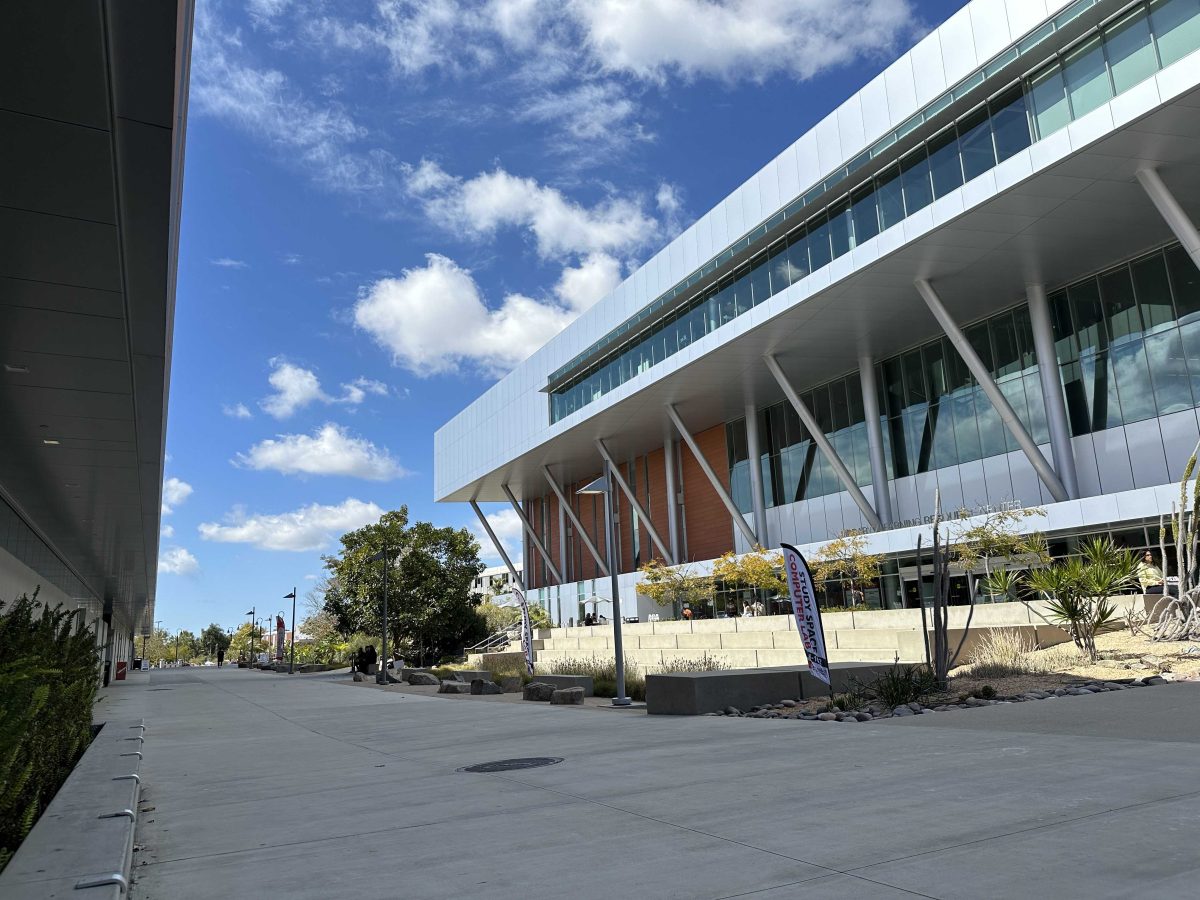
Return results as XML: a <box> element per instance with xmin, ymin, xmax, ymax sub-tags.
<box><xmin>364</xmin><ymin>644</ymin><xmax>378</xmax><ymax>674</ymax></box>
<box><xmin>1138</xmin><ymin>550</ymin><xmax>1165</xmax><ymax>595</ymax></box>
<box><xmin>583</xmin><ymin>612</ymin><xmax>595</xmax><ymax>627</ymax></box>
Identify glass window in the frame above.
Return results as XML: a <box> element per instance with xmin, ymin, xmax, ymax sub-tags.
<box><xmin>1166</xmin><ymin>244</ymin><xmax>1200</xmax><ymax>322</ymax></box>
<box><xmin>731</xmin><ymin>266</ymin><xmax>753</xmax><ymax>316</ymax></box>
<box><xmin>1146</xmin><ymin>329</ymin><xmax>1194</xmax><ymax>414</ymax></box>
<box><xmin>1100</xmin><ymin>266</ymin><xmax>1143</xmax><ymax>342</ymax></box>
<box><xmin>958</xmin><ymin>106</ymin><xmax>996</xmax><ymax>182</ymax></box>
<box><xmin>807</xmin><ymin>212</ymin><xmax>832</xmax><ymax>270</ymax></box>
<box><xmin>989</xmin><ymin>83</ymin><xmax>1033</xmax><ymax>162</ymax></box>
<box><xmin>828</xmin><ymin>200</ymin><xmax>854</xmax><ymax>258</ymax></box>
<box><xmin>1181</xmin><ymin>319</ymin><xmax>1200</xmax><ymax>402</ymax></box>
<box><xmin>1151</xmin><ymin>0</ymin><xmax>1200</xmax><ymax>67</ymax></box>
<box><xmin>902</xmin><ymin>349</ymin><xmax>927</xmax><ymax>405</ymax></box>
<box><xmin>875</xmin><ymin>164</ymin><xmax>905</xmax><ymax>231</ymax></box>
<box><xmin>966</xmin><ymin>322</ymin><xmax>994</xmax><ymax>372</ymax></box>
<box><xmin>1070</xmin><ymin>277</ymin><xmax>1107</xmax><ymax>352</ymax></box>
<box><xmin>748</xmin><ymin>253</ymin><xmax>771</xmax><ymax>306</ymax></box>
<box><xmin>1081</xmin><ymin>348</ymin><xmax>1122</xmax><ymax>430</ymax></box>
<box><xmin>1062</xmin><ymin>35</ymin><xmax>1113</xmax><ymax>118</ymax></box>
<box><xmin>1132</xmin><ymin>251</ymin><xmax>1176</xmax><ymax>332</ymax></box>
<box><xmin>900</xmin><ymin>146</ymin><xmax>933</xmax><ymax>214</ymax></box>
<box><xmin>1061</xmin><ymin>360</ymin><xmax>1092</xmax><ymax>436</ymax></box>
<box><xmin>1111</xmin><ymin>338</ymin><xmax>1158</xmax><ymax>423</ymax></box>
<box><xmin>927</xmin><ymin>126</ymin><xmax>963</xmax><ymax>198</ymax></box>
<box><xmin>1023</xmin><ymin>374</ymin><xmax>1050</xmax><ymax>444</ymax></box>
<box><xmin>1106</xmin><ymin>7</ymin><xmax>1160</xmax><ymax>92</ymax></box>
<box><xmin>1029</xmin><ymin>61</ymin><xmax>1071</xmax><ymax>137</ymax></box>
<box><xmin>851</xmin><ymin>184</ymin><xmax>880</xmax><ymax>245</ymax></box>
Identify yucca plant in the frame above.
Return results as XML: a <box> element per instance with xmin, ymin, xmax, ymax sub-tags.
<box><xmin>986</xmin><ymin>538</ymin><xmax>1136</xmax><ymax>661</ymax></box>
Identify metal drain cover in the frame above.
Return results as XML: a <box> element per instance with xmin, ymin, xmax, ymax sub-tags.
<box><xmin>458</xmin><ymin>757</ymin><xmax>563</xmax><ymax>773</ymax></box>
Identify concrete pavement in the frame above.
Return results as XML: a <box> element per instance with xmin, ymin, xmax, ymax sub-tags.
<box><xmin>129</xmin><ymin>667</ymin><xmax>1200</xmax><ymax>899</ymax></box>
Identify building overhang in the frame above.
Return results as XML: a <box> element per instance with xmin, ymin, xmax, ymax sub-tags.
<box><xmin>0</xmin><ymin>1</ymin><xmax>194</xmax><ymax>631</ymax></box>
<box><xmin>439</xmin><ymin>73</ymin><xmax>1200</xmax><ymax>505</ymax></box>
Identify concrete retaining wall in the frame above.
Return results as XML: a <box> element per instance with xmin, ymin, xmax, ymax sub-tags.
<box><xmin>645</xmin><ymin>662</ymin><xmax>893</xmax><ymax>715</ymax></box>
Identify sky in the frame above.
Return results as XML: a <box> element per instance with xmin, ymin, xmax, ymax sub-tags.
<box><xmin>157</xmin><ymin>0</ymin><xmax>971</xmax><ymax>633</ymax></box>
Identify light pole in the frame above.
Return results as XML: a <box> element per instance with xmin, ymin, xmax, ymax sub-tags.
<box><xmin>578</xmin><ymin>460</ymin><xmax>631</xmax><ymax>706</ymax></box>
<box><xmin>174</xmin><ymin>629</ymin><xmax>181</xmax><ymax>666</ymax></box>
<box><xmin>366</xmin><ymin>547</ymin><xmax>394</xmax><ymax>684</ymax></box>
<box><xmin>284</xmin><ymin>588</ymin><xmax>297</xmax><ymax>674</ymax></box>
<box><xmin>245</xmin><ymin>607</ymin><xmax>255</xmax><ymax>664</ymax></box>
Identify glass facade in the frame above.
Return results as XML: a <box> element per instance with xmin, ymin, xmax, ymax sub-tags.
<box><xmin>550</xmin><ymin>0</ymin><xmax>1200</xmax><ymax>424</ymax></box>
<box><xmin>727</xmin><ymin>244</ymin><xmax>1200</xmax><ymax>514</ymax></box>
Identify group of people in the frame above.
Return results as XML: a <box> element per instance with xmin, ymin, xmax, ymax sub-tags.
<box><xmin>581</xmin><ymin>612</ymin><xmax>608</xmax><ymax>626</ymax></box>
<box><xmin>349</xmin><ymin>644</ymin><xmax>378</xmax><ymax>674</ymax></box>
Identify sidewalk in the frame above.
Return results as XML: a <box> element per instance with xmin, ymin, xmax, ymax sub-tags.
<box><xmin>130</xmin><ymin>667</ymin><xmax>1200</xmax><ymax>899</ymax></box>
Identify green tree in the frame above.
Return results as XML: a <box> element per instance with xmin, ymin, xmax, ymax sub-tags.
<box><xmin>477</xmin><ymin>600</ymin><xmax>551</xmax><ymax>634</ymax></box>
<box><xmin>321</xmin><ymin>507</ymin><xmax>487</xmax><ymax>665</ymax></box>
<box><xmin>810</xmin><ymin>534</ymin><xmax>884</xmax><ymax>607</ymax></box>
<box><xmin>228</xmin><ymin>622</ymin><xmax>266</xmax><ymax>659</ymax></box>
<box><xmin>637</xmin><ymin>559</ymin><xmax>715</xmax><ymax>613</ymax></box>
<box><xmin>199</xmin><ymin>623</ymin><xmax>231</xmax><ymax>659</ymax></box>
<box><xmin>948</xmin><ymin>507</ymin><xmax>1048</xmax><ymax>599</ymax></box>
<box><xmin>712</xmin><ymin>547</ymin><xmax>786</xmax><ymax>596</ymax></box>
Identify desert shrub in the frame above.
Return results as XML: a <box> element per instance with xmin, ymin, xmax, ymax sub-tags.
<box><xmin>658</xmin><ymin>653</ymin><xmax>730</xmax><ymax>673</ymax></box>
<box><xmin>537</xmin><ymin>656</ymin><xmax>647</xmax><ymax>701</ymax></box>
<box><xmin>966</xmin><ymin>629</ymin><xmax>1037</xmax><ymax>678</ymax></box>
<box><xmin>1</xmin><ymin>592</ymin><xmax>100</xmax><ymax>871</ymax></box>
<box><xmin>860</xmin><ymin>663</ymin><xmax>938</xmax><ymax>708</ymax></box>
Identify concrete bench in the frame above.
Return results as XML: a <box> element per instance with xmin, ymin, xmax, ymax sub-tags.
<box><xmin>645</xmin><ymin>663</ymin><xmax>892</xmax><ymax>715</ymax></box>
<box><xmin>534</xmin><ymin>674</ymin><xmax>594</xmax><ymax>696</ymax></box>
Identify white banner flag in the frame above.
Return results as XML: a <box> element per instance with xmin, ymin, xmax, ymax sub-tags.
<box><xmin>780</xmin><ymin>543</ymin><xmax>831</xmax><ymax>686</ymax></box>
<box><xmin>275</xmin><ymin>615</ymin><xmax>286</xmax><ymax>662</ymax></box>
<box><xmin>513</xmin><ymin>587</ymin><xmax>535</xmax><ymax>676</ymax></box>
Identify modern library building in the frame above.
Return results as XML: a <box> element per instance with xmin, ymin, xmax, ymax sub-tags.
<box><xmin>436</xmin><ymin>0</ymin><xmax>1200</xmax><ymax>623</ymax></box>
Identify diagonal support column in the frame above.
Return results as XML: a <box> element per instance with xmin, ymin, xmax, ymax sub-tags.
<box><xmin>858</xmin><ymin>355</ymin><xmax>895</xmax><ymax>525</ymax></box>
<box><xmin>469</xmin><ymin>499</ymin><xmax>526</xmax><ymax>593</ymax></box>
<box><xmin>1027</xmin><ymin>283</ymin><xmax>1079</xmax><ymax>499</ymax></box>
<box><xmin>501</xmin><ymin>484</ymin><xmax>563</xmax><ymax>584</ymax></box>
<box><xmin>1137</xmin><ymin>167</ymin><xmax>1200</xmax><ymax>270</ymax></box>
<box><xmin>764</xmin><ymin>355</ymin><xmax>885</xmax><ymax>530</ymax></box>
<box><xmin>542</xmin><ymin>466</ymin><xmax>609</xmax><ymax>576</ymax></box>
<box><xmin>745</xmin><ymin>404</ymin><xmax>770</xmax><ymax>548</ymax></box>
<box><xmin>664</xmin><ymin>404</ymin><xmax>761</xmax><ymax>548</ymax></box>
<box><xmin>663</xmin><ymin>426</ymin><xmax>682</xmax><ymax>562</ymax></box>
<box><xmin>595</xmin><ymin>439</ymin><xmax>676</xmax><ymax>566</ymax></box>
<box><xmin>915</xmin><ymin>278</ymin><xmax>1069</xmax><ymax>503</ymax></box>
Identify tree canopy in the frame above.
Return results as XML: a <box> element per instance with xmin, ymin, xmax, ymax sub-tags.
<box><xmin>321</xmin><ymin>506</ymin><xmax>486</xmax><ymax>665</ymax></box>
<box><xmin>199</xmin><ymin>623</ymin><xmax>231</xmax><ymax>658</ymax></box>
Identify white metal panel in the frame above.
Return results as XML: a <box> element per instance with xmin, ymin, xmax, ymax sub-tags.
<box><xmin>814</xmin><ymin>114</ymin><xmax>843</xmax><ymax>176</ymax></box>
<box><xmin>958</xmin><ymin>458</ymin><xmax>988</xmax><ymax>508</ymax></box>
<box><xmin>776</xmin><ymin>143</ymin><xmax>802</xmax><ymax>208</ymax></box>
<box><xmin>759</xmin><ymin>159</ymin><xmax>783</xmax><ymax>220</ymax></box>
<box><xmin>741</xmin><ymin>172</ymin><xmax>764</xmax><ymax>231</ymax></box>
<box><xmin>908</xmin><ymin>28</ymin><xmax>949</xmax><ymax>108</ymax></box>
<box><xmin>1005</xmin><ymin>0</ymin><xmax>1050</xmax><ymax>43</ymax></box>
<box><xmin>858</xmin><ymin>72</ymin><xmax>892</xmax><ymax>145</ymax></box>
<box><xmin>1071</xmin><ymin>434</ymin><xmax>1101</xmax><ymax>496</ymax></box>
<box><xmin>680</xmin><ymin>220</ymin><xmax>699</xmax><ymax>275</ymax></box>
<box><xmin>836</xmin><ymin>96</ymin><xmax>867</xmax><ymax>164</ymax></box>
<box><xmin>968</xmin><ymin>0</ymin><xmax>1013</xmax><ymax>65</ymax></box>
<box><xmin>793</xmin><ymin>132</ymin><xmax>822</xmax><ymax>194</ymax></box>
<box><xmin>1125</xmin><ymin>418</ymin><xmax>1169</xmax><ymax>488</ymax></box>
<box><xmin>939</xmin><ymin>7</ymin><xmax>979</xmax><ymax>87</ymax></box>
<box><xmin>1092</xmin><ymin>428</ymin><xmax>1135</xmax><ymax>494</ymax></box>
<box><xmin>1158</xmin><ymin>408</ymin><xmax>1200</xmax><ymax>476</ymax></box>
<box><xmin>883</xmin><ymin>55</ymin><xmax>919</xmax><ymax>129</ymax></box>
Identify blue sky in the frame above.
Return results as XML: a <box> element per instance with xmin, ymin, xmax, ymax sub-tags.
<box><xmin>157</xmin><ymin>0</ymin><xmax>970</xmax><ymax>633</ymax></box>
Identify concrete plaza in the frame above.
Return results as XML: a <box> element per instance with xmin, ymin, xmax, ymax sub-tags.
<box><xmin>129</xmin><ymin>667</ymin><xmax>1200</xmax><ymax>899</ymax></box>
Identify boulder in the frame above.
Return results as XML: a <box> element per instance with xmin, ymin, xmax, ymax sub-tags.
<box><xmin>352</xmin><ymin>672</ymin><xmax>364</xmax><ymax>682</ymax></box>
<box><xmin>523</xmin><ymin>682</ymin><xmax>556</xmax><ymax>701</ymax></box>
<box><xmin>499</xmin><ymin>676</ymin><xmax>523</xmax><ymax>693</ymax></box>
<box><xmin>406</xmin><ymin>671</ymin><xmax>440</xmax><ymax>686</ymax></box>
<box><xmin>470</xmin><ymin>678</ymin><xmax>504</xmax><ymax>695</ymax></box>
<box><xmin>550</xmin><ymin>687</ymin><xmax>585</xmax><ymax>705</ymax></box>
<box><xmin>438</xmin><ymin>680</ymin><xmax>471</xmax><ymax>693</ymax></box>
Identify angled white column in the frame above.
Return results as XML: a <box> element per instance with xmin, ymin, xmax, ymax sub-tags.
<box><xmin>501</xmin><ymin>484</ymin><xmax>563</xmax><ymax>584</ymax></box>
<box><xmin>595</xmin><ymin>439</ymin><xmax>676</xmax><ymax>566</ymax></box>
<box><xmin>915</xmin><ymin>278</ymin><xmax>1069</xmax><ymax>503</ymax></box>
<box><xmin>1027</xmin><ymin>283</ymin><xmax>1079</xmax><ymax>499</ymax></box>
<box><xmin>744</xmin><ymin>404</ymin><xmax>770</xmax><ymax>548</ymax></box>
<box><xmin>764</xmin><ymin>355</ymin><xmax>884</xmax><ymax>531</ymax></box>
<box><xmin>542</xmin><ymin>466</ymin><xmax>609</xmax><ymax>577</ymax></box>
<box><xmin>664</xmin><ymin>404</ymin><xmax>760</xmax><ymax>548</ymax></box>
<box><xmin>556</xmin><ymin>491</ymin><xmax>568</xmax><ymax>580</ymax></box>
<box><xmin>1137</xmin><ymin>168</ymin><xmax>1200</xmax><ymax>270</ymax></box>
<box><xmin>858</xmin><ymin>355</ymin><xmax>894</xmax><ymax>526</ymax></box>
<box><xmin>663</xmin><ymin>427</ymin><xmax>682</xmax><ymax>562</ymax></box>
<box><xmin>469</xmin><ymin>499</ymin><xmax>526</xmax><ymax>592</ymax></box>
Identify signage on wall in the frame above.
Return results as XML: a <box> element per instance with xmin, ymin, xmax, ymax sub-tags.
<box><xmin>838</xmin><ymin>499</ymin><xmax>1032</xmax><ymax>539</ymax></box>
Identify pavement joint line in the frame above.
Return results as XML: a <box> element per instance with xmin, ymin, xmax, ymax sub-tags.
<box><xmin>845</xmin><ymin>783</ymin><xmax>1200</xmax><ymax>874</ymax></box>
<box><xmin>714</xmin><ymin>871</ymin><xmax>941</xmax><ymax>900</ymax></box>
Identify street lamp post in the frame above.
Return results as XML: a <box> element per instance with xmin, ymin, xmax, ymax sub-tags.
<box><xmin>245</xmin><ymin>607</ymin><xmax>255</xmax><ymax>665</ymax></box>
<box><xmin>174</xmin><ymin>629</ymin><xmax>180</xmax><ymax>666</ymax></box>
<box><xmin>284</xmin><ymin>588</ymin><xmax>297</xmax><ymax>674</ymax></box>
<box><xmin>578</xmin><ymin>460</ymin><xmax>631</xmax><ymax>706</ymax></box>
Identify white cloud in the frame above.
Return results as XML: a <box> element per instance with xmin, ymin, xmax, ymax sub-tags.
<box><xmin>161</xmin><ymin>477</ymin><xmax>193</xmax><ymax>515</ymax></box>
<box><xmin>161</xmin><ymin>524</ymin><xmax>175</xmax><ymax>538</ymax></box>
<box><xmin>405</xmin><ymin>161</ymin><xmax>659</xmax><ymax>260</ymax></box>
<box><xmin>470</xmin><ymin>507</ymin><xmax>524</xmax><ymax>568</ymax></box>
<box><xmin>571</xmin><ymin>0</ymin><xmax>916</xmax><ymax>83</ymax></box>
<box><xmin>340</xmin><ymin>377</ymin><xmax>389</xmax><ymax>405</ymax></box>
<box><xmin>235</xmin><ymin>423</ymin><xmax>407</xmax><ymax>480</ymax></box>
<box><xmin>282</xmin><ymin>253</ymin><xmax>303</xmax><ymax>265</ymax></box>
<box><xmin>211</xmin><ymin>257</ymin><xmax>249</xmax><ymax>269</ymax></box>
<box><xmin>199</xmin><ymin>498</ymin><xmax>386</xmax><ymax>552</ymax></box>
<box><xmin>355</xmin><ymin>254</ymin><xmax>576</xmax><ymax>376</ymax></box>
<box><xmin>518</xmin><ymin>81</ymin><xmax>652</xmax><ymax>160</ymax></box>
<box><xmin>260</xmin><ymin>359</ymin><xmax>330</xmax><ymax>418</ymax></box>
<box><xmin>553</xmin><ymin>252</ymin><xmax>622</xmax><ymax>311</ymax></box>
<box><xmin>158</xmin><ymin>546</ymin><xmax>199</xmax><ymax>575</ymax></box>
<box><xmin>223</xmin><ymin>402</ymin><xmax>253</xmax><ymax>419</ymax></box>
<box><xmin>259</xmin><ymin>359</ymin><xmax>390</xmax><ymax>418</ymax></box>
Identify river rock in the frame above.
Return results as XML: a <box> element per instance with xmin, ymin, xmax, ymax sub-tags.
<box><xmin>550</xmin><ymin>687</ymin><xmax>585</xmax><ymax>705</ymax></box>
<box><xmin>523</xmin><ymin>682</ymin><xmax>556</xmax><ymax>701</ymax></box>
<box><xmin>470</xmin><ymin>678</ymin><xmax>504</xmax><ymax>695</ymax></box>
<box><xmin>406</xmin><ymin>671</ymin><xmax>440</xmax><ymax>686</ymax></box>
<box><xmin>438</xmin><ymin>680</ymin><xmax>471</xmax><ymax>693</ymax></box>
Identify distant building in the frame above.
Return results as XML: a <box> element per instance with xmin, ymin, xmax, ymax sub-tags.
<box><xmin>471</xmin><ymin>565</ymin><xmax>522</xmax><ymax>602</ymax></box>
